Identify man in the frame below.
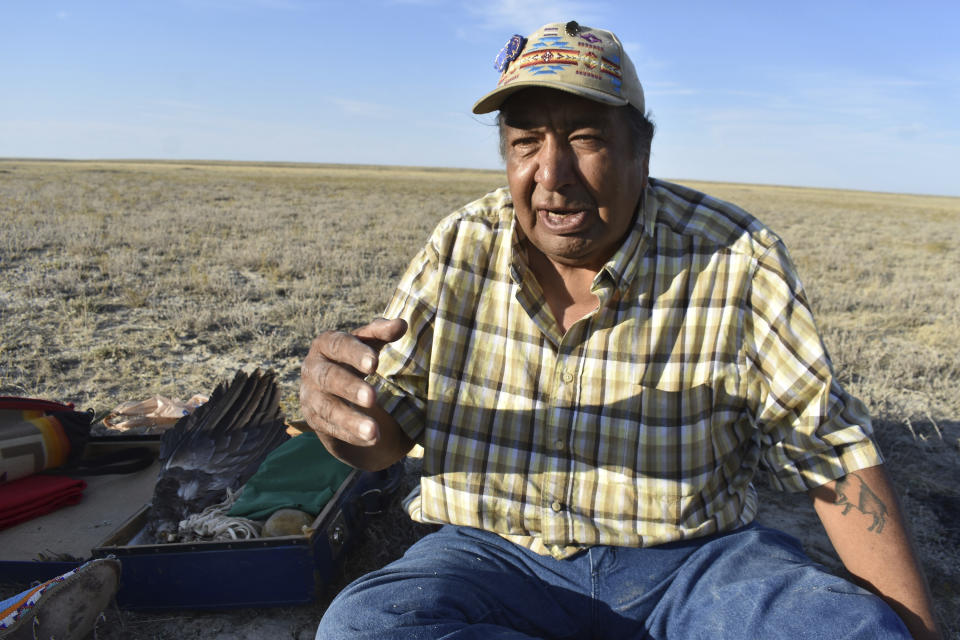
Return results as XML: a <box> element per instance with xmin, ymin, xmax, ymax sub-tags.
<box><xmin>301</xmin><ymin>21</ymin><xmax>940</xmax><ymax>639</ymax></box>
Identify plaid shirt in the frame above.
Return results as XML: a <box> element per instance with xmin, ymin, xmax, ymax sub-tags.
<box><xmin>372</xmin><ymin>178</ymin><xmax>881</xmax><ymax>558</ymax></box>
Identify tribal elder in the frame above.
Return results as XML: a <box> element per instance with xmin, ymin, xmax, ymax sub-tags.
<box><xmin>300</xmin><ymin>21</ymin><xmax>941</xmax><ymax>640</ymax></box>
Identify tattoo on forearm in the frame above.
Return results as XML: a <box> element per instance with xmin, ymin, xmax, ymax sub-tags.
<box><xmin>834</xmin><ymin>473</ymin><xmax>888</xmax><ymax>533</ymax></box>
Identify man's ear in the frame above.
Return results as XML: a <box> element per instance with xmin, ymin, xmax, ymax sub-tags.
<box><xmin>639</xmin><ymin>153</ymin><xmax>650</xmax><ymax>190</ymax></box>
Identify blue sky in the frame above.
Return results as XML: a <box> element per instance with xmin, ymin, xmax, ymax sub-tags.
<box><xmin>2</xmin><ymin>1</ymin><xmax>958</xmax><ymax>196</ymax></box>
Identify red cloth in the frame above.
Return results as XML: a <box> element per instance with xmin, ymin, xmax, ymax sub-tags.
<box><xmin>0</xmin><ymin>475</ymin><xmax>86</xmax><ymax>530</ymax></box>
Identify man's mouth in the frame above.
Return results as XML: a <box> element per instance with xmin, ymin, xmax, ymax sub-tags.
<box><xmin>538</xmin><ymin>208</ymin><xmax>589</xmax><ymax>233</ymax></box>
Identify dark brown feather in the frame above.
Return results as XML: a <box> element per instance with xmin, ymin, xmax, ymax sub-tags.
<box><xmin>145</xmin><ymin>369</ymin><xmax>288</xmax><ymax>542</ymax></box>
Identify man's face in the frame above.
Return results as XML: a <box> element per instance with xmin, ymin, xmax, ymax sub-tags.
<box><xmin>501</xmin><ymin>88</ymin><xmax>648</xmax><ymax>272</ymax></box>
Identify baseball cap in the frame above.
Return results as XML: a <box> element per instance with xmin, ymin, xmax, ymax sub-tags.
<box><xmin>472</xmin><ymin>21</ymin><xmax>644</xmax><ymax>115</ymax></box>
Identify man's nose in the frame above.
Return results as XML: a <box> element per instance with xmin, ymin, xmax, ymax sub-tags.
<box><xmin>534</xmin><ymin>136</ymin><xmax>575</xmax><ymax>191</ymax></box>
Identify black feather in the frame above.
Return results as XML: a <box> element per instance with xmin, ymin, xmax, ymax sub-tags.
<box><xmin>144</xmin><ymin>369</ymin><xmax>289</xmax><ymax>542</ymax></box>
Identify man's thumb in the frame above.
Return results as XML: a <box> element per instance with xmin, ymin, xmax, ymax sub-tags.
<box><xmin>355</xmin><ymin>317</ymin><xmax>407</xmax><ymax>348</ymax></box>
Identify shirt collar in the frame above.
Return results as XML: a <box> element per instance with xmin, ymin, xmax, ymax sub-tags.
<box><xmin>508</xmin><ymin>214</ymin><xmax>527</xmax><ymax>285</ymax></box>
<box><xmin>594</xmin><ymin>184</ymin><xmax>657</xmax><ymax>294</ymax></box>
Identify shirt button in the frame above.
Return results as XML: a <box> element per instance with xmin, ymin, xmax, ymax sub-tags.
<box><xmin>553</xmin><ymin>439</ymin><xmax>564</xmax><ymax>451</ymax></box>
<box><xmin>561</xmin><ymin>371</ymin><xmax>574</xmax><ymax>384</ymax></box>
<box><xmin>551</xmin><ymin>501</ymin><xmax>563</xmax><ymax>512</ymax></box>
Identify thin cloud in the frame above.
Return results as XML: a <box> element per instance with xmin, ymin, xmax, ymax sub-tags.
<box><xmin>645</xmin><ymin>81</ymin><xmax>697</xmax><ymax>97</ymax></box>
<box><xmin>770</xmin><ymin>70</ymin><xmax>953</xmax><ymax>139</ymax></box>
<box><xmin>464</xmin><ymin>0</ymin><xmax>605</xmax><ymax>33</ymax></box>
<box><xmin>151</xmin><ymin>99</ymin><xmax>211</xmax><ymax>112</ymax></box>
<box><xmin>893</xmin><ymin>122</ymin><xmax>927</xmax><ymax>140</ymax></box>
<box><xmin>671</xmin><ymin>67</ymin><xmax>950</xmax><ymax>143</ymax></box>
<box><xmin>622</xmin><ymin>40</ymin><xmax>668</xmax><ymax>73</ymax></box>
<box><xmin>175</xmin><ymin>0</ymin><xmax>302</xmax><ymax>11</ymax></box>
<box><xmin>330</xmin><ymin>98</ymin><xmax>394</xmax><ymax>119</ymax></box>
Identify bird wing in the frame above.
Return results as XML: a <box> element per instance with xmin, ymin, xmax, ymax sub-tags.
<box><xmin>159</xmin><ymin>369</ymin><xmax>287</xmax><ymax>483</ymax></box>
<box><xmin>147</xmin><ymin>369</ymin><xmax>289</xmax><ymax>539</ymax></box>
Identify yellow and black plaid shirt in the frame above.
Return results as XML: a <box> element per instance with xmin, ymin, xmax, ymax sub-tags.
<box><xmin>372</xmin><ymin>178</ymin><xmax>881</xmax><ymax>558</ymax></box>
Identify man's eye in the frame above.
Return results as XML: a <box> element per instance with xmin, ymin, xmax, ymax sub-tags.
<box><xmin>571</xmin><ymin>133</ymin><xmax>601</xmax><ymax>143</ymax></box>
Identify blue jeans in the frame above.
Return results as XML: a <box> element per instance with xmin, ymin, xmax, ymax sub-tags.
<box><xmin>317</xmin><ymin>523</ymin><xmax>909</xmax><ymax>639</ymax></box>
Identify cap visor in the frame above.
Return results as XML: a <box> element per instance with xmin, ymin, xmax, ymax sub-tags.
<box><xmin>472</xmin><ymin>81</ymin><xmax>629</xmax><ymax>114</ymax></box>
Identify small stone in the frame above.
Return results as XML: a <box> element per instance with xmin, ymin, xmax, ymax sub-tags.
<box><xmin>263</xmin><ymin>508</ymin><xmax>314</xmax><ymax>537</ymax></box>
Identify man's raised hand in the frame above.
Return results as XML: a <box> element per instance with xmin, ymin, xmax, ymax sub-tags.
<box><xmin>299</xmin><ymin>318</ymin><xmax>412</xmax><ymax>469</ymax></box>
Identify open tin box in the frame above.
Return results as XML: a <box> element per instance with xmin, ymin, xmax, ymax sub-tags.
<box><xmin>0</xmin><ymin>434</ymin><xmax>402</xmax><ymax>610</ymax></box>
<box><xmin>91</xmin><ymin>464</ymin><xmax>401</xmax><ymax>610</ymax></box>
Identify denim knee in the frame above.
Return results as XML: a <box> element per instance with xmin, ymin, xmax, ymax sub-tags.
<box><xmin>645</xmin><ymin>524</ymin><xmax>911</xmax><ymax>639</ymax></box>
<box><xmin>316</xmin><ymin>527</ymin><xmax>572</xmax><ymax>639</ymax></box>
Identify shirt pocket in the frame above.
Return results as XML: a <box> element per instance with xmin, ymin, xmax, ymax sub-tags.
<box><xmin>631</xmin><ymin>382</ymin><xmax>716</xmax><ymax>489</ymax></box>
<box><xmin>615</xmin><ymin>381</ymin><xmax>715</xmax><ymax>528</ymax></box>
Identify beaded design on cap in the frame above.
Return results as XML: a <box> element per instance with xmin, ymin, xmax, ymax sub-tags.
<box><xmin>473</xmin><ymin>21</ymin><xmax>644</xmax><ymax>115</ymax></box>
<box><xmin>494</xmin><ymin>35</ymin><xmax>527</xmax><ymax>73</ymax></box>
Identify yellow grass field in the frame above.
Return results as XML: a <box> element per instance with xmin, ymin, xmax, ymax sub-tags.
<box><xmin>2</xmin><ymin>159</ymin><xmax>958</xmax><ymax>637</ymax></box>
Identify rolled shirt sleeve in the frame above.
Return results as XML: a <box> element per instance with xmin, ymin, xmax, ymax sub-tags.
<box><xmin>743</xmin><ymin>240</ymin><xmax>882</xmax><ymax>492</ymax></box>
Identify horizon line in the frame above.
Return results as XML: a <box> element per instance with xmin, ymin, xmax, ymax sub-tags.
<box><xmin>2</xmin><ymin>156</ymin><xmax>957</xmax><ymax>200</ymax></box>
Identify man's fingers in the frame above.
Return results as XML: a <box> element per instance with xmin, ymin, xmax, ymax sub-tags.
<box><xmin>299</xmin><ymin>318</ymin><xmax>407</xmax><ymax>447</ymax></box>
<box><xmin>310</xmin><ymin>331</ymin><xmax>374</xmax><ymax>377</ymax></box>
<box><xmin>311</xmin><ymin>318</ymin><xmax>407</xmax><ymax>377</ymax></box>
<box><xmin>300</xmin><ymin>355</ymin><xmax>378</xmax><ymax>445</ymax></box>
<box><xmin>303</xmin><ymin>352</ymin><xmax>368</xmax><ymax>405</ymax></box>
<box><xmin>299</xmin><ymin>383</ymin><xmax>378</xmax><ymax>446</ymax></box>
<box><xmin>353</xmin><ymin>317</ymin><xmax>408</xmax><ymax>351</ymax></box>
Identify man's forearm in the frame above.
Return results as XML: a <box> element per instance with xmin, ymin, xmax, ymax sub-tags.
<box><xmin>809</xmin><ymin>464</ymin><xmax>941</xmax><ymax>640</ymax></box>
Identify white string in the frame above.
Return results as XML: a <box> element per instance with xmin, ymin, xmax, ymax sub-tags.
<box><xmin>176</xmin><ymin>488</ymin><xmax>262</xmax><ymax>542</ymax></box>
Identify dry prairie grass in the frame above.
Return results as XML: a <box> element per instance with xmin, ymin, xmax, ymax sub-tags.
<box><xmin>1</xmin><ymin>160</ymin><xmax>958</xmax><ymax>637</ymax></box>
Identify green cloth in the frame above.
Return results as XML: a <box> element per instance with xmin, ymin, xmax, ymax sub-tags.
<box><xmin>228</xmin><ymin>432</ymin><xmax>353</xmax><ymax>520</ymax></box>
